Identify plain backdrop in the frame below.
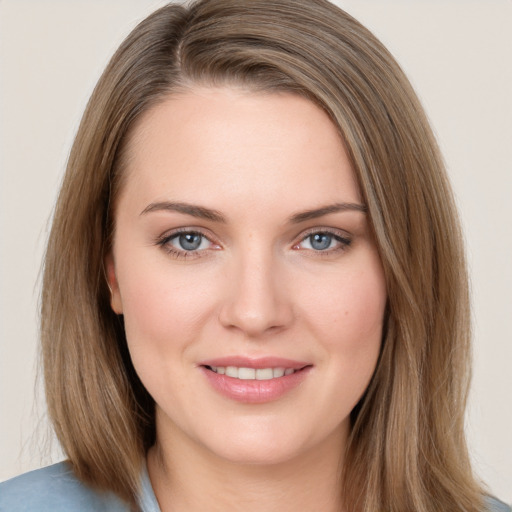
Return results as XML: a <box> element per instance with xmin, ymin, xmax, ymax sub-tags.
<box><xmin>0</xmin><ymin>0</ymin><xmax>511</xmax><ymax>503</ymax></box>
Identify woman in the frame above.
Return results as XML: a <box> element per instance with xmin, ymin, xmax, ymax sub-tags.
<box><xmin>0</xmin><ymin>0</ymin><xmax>509</xmax><ymax>511</ymax></box>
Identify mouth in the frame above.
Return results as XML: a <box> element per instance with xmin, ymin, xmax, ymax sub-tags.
<box><xmin>199</xmin><ymin>358</ymin><xmax>312</xmax><ymax>403</ymax></box>
<box><xmin>204</xmin><ymin>365</ymin><xmax>303</xmax><ymax>380</ymax></box>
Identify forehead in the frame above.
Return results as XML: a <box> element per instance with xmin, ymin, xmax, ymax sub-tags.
<box><xmin>119</xmin><ymin>87</ymin><xmax>361</xmax><ymax>214</ymax></box>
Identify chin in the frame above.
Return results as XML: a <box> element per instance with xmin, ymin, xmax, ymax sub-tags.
<box><xmin>200</xmin><ymin>420</ymin><xmax>343</xmax><ymax>468</ymax></box>
<box><xmin>213</xmin><ymin>441</ymin><xmax>304</xmax><ymax>467</ymax></box>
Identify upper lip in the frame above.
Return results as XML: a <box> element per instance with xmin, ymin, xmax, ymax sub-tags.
<box><xmin>198</xmin><ymin>356</ymin><xmax>310</xmax><ymax>370</ymax></box>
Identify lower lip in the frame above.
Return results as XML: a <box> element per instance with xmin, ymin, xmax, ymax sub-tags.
<box><xmin>201</xmin><ymin>366</ymin><xmax>311</xmax><ymax>403</ymax></box>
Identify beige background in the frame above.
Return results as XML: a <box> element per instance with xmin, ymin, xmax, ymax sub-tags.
<box><xmin>1</xmin><ymin>0</ymin><xmax>511</xmax><ymax>503</ymax></box>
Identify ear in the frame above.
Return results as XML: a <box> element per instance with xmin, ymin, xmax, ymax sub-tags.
<box><xmin>105</xmin><ymin>253</ymin><xmax>123</xmax><ymax>314</ymax></box>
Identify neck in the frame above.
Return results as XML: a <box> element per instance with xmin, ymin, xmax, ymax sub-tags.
<box><xmin>147</xmin><ymin>422</ymin><xmax>347</xmax><ymax>512</ymax></box>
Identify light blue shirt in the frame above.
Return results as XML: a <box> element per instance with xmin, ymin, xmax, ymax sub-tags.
<box><xmin>0</xmin><ymin>461</ymin><xmax>510</xmax><ymax>511</ymax></box>
<box><xmin>0</xmin><ymin>461</ymin><xmax>159</xmax><ymax>511</ymax></box>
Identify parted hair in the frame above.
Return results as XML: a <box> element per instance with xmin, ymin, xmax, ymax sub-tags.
<box><xmin>41</xmin><ymin>0</ymin><xmax>484</xmax><ymax>510</ymax></box>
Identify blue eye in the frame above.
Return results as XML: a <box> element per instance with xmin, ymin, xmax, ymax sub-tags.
<box><xmin>309</xmin><ymin>233</ymin><xmax>333</xmax><ymax>250</ymax></box>
<box><xmin>297</xmin><ymin>230</ymin><xmax>351</xmax><ymax>253</ymax></box>
<box><xmin>156</xmin><ymin>229</ymin><xmax>221</xmax><ymax>260</ymax></box>
<box><xmin>170</xmin><ymin>232</ymin><xmax>210</xmax><ymax>251</ymax></box>
<box><xmin>176</xmin><ymin>233</ymin><xmax>203</xmax><ymax>251</ymax></box>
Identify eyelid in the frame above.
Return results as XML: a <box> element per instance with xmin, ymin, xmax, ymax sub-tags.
<box><xmin>292</xmin><ymin>226</ymin><xmax>352</xmax><ymax>252</ymax></box>
<box><xmin>155</xmin><ymin>227</ymin><xmax>221</xmax><ymax>259</ymax></box>
<box><xmin>296</xmin><ymin>226</ymin><xmax>351</xmax><ymax>241</ymax></box>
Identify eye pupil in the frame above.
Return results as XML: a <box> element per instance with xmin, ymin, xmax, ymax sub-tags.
<box><xmin>310</xmin><ymin>233</ymin><xmax>331</xmax><ymax>250</ymax></box>
<box><xmin>179</xmin><ymin>233</ymin><xmax>202</xmax><ymax>250</ymax></box>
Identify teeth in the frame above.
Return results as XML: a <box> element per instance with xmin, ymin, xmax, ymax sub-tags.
<box><xmin>209</xmin><ymin>366</ymin><xmax>297</xmax><ymax>380</ymax></box>
<box><xmin>225</xmin><ymin>366</ymin><xmax>238</xmax><ymax>378</ymax></box>
<box><xmin>238</xmin><ymin>367</ymin><xmax>255</xmax><ymax>380</ymax></box>
<box><xmin>256</xmin><ymin>368</ymin><xmax>273</xmax><ymax>380</ymax></box>
<box><xmin>273</xmin><ymin>367</ymin><xmax>285</xmax><ymax>378</ymax></box>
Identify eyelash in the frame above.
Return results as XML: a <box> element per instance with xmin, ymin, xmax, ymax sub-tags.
<box><xmin>155</xmin><ymin>227</ymin><xmax>352</xmax><ymax>260</ymax></box>
<box><xmin>293</xmin><ymin>228</ymin><xmax>352</xmax><ymax>256</ymax></box>
<box><xmin>155</xmin><ymin>229</ymin><xmax>217</xmax><ymax>260</ymax></box>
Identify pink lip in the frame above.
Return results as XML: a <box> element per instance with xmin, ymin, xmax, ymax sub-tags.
<box><xmin>198</xmin><ymin>356</ymin><xmax>312</xmax><ymax>404</ymax></box>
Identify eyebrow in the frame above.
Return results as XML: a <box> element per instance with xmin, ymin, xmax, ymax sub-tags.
<box><xmin>140</xmin><ymin>201</ymin><xmax>226</xmax><ymax>222</ymax></box>
<box><xmin>140</xmin><ymin>200</ymin><xmax>367</xmax><ymax>224</ymax></box>
<box><xmin>288</xmin><ymin>202</ymin><xmax>367</xmax><ymax>223</ymax></box>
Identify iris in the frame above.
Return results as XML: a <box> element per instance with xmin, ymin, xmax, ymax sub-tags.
<box><xmin>310</xmin><ymin>233</ymin><xmax>332</xmax><ymax>251</ymax></box>
<box><xmin>178</xmin><ymin>233</ymin><xmax>203</xmax><ymax>251</ymax></box>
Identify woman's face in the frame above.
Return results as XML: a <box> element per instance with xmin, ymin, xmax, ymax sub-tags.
<box><xmin>107</xmin><ymin>87</ymin><xmax>387</xmax><ymax>466</ymax></box>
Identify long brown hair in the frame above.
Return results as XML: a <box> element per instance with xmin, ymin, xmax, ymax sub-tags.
<box><xmin>41</xmin><ymin>0</ymin><xmax>483</xmax><ymax>509</ymax></box>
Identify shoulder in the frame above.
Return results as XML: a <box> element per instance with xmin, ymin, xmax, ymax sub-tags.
<box><xmin>484</xmin><ymin>496</ymin><xmax>512</xmax><ymax>512</ymax></box>
<box><xmin>0</xmin><ymin>462</ymin><xmax>129</xmax><ymax>512</ymax></box>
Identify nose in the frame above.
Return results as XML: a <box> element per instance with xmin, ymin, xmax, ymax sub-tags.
<box><xmin>218</xmin><ymin>247</ymin><xmax>294</xmax><ymax>338</ymax></box>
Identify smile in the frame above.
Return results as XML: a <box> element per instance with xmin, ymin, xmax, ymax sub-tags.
<box><xmin>206</xmin><ymin>366</ymin><xmax>297</xmax><ymax>380</ymax></box>
<box><xmin>200</xmin><ymin>359</ymin><xmax>312</xmax><ymax>403</ymax></box>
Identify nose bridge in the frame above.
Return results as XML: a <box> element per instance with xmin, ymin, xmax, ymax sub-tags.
<box><xmin>219</xmin><ymin>239</ymin><xmax>293</xmax><ymax>336</ymax></box>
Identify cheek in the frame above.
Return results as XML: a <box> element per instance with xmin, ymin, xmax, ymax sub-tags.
<box><xmin>117</xmin><ymin>260</ymin><xmax>216</xmax><ymax>356</ymax></box>
<box><xmin>117</xmin><ymin>266</ymin><xmax>216</xmax><ymax>401</ymax></box>
<box><xmin>303</xmin><ymin>260</ymin><xmax>387</xmax><ymax>350</ymax></box>
<box><xmin>299</xmin><ymin>255</ymin><xmax>386</xmax><ymax>409</ymax></box>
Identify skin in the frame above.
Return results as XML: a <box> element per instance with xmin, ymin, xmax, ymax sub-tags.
<box><xmin>106</xmin><ymin>87</ymin><xmax>387</xmax><ymax>511</ymax></box>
